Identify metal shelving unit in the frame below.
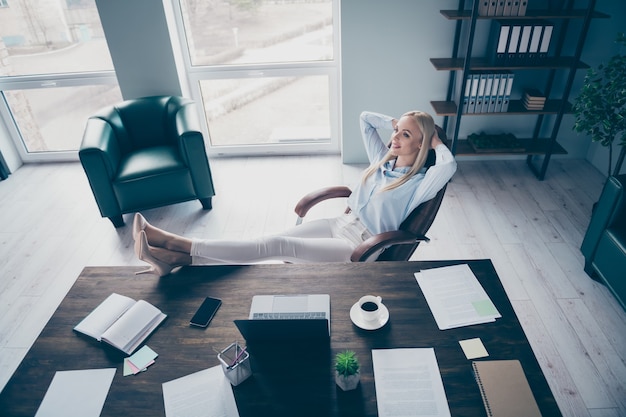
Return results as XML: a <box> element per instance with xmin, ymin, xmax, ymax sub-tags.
<box><xmin>432</xmin><ymin>0</ymin><xmax>609</xmax><ymax>179</ymax></box>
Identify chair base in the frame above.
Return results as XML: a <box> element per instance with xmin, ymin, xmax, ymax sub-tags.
<box><xmin>200</xmin><ymin>197</ymin><xmax>213</xmax><ymax>210</ymax></box>
<box><xmin>109</xmin><ymin>215</ymin><xmax>124</xmax><ymax>228</ymax></box>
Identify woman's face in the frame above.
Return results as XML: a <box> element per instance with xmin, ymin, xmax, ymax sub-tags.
<box><xmin>389</xmin><ymin>115</ymin><xmax>423</xmax><ymax>161</ymax></box>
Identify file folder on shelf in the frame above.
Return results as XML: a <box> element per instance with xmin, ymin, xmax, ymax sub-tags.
<box><xmin>487</xmin><ymin>73</ymin><xmax>500</xmax><ymax>113</ymax></box>
<box><xmin>501</xmin><ymin>73</ymin><xmax>514</xmax><ymax>112</ymax></box>
<box><xmin>476</xmin><ymin>73</ymin><xmax>487</xmax><ymax>113</ymax></box>
<box><xmin>467</xmin><ymin>73</ymin><xmax>480</xmax><ymax>114</ymax></box>
<box><xmin>538</xmin><ymin>23</ymin><xmax>554</xmax><ymax>61</ymax></box>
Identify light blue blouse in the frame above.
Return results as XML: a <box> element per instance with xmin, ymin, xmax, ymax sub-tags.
<box><xmin>347</xmin><ymin>111</ymin><xmax>457</xmax><ymax>235</ymax></box>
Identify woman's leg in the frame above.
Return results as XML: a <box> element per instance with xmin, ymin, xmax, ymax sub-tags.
<box><xmin>136</xmin><ymin>214</ymin><xmax>357</xmax><ymax>266</ymax></box>
<box><xmin>190</xmin><ymin>218</ymin><xmax>356</xmax><ymax>264</ymax></box>
<box><xmin>139</xmin><ymin>217</ymin><xmax>193</xmax><ymax>253</ymax></box>
<box><xmin>134</xmin><ymin>230</ymin><xmax>192</xmax><ymax>277</ymax></box>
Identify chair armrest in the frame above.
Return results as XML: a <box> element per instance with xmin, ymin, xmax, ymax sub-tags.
<box><xmin>174</xmin><ymin>102</ymin><xmax>216</xmax><ymax>198</ymax></box>
<box><xmin>350</xmin><ymin>230</ymin><xmax>430</xmax><ymax>262</ymax></box>
<box><xmin>581</xmin><ymin>175</ymin><xmax>625</xmax><ymax>259</ymax></box>
<box><xmin>173</xmin><ymin>99</ymin><xmax>202</xmax><ymax>139</ymax></box>
<box><xmin>295</xmin><ymin>186</ymin><xmax>352</xmax><ymax>219</ymax></box>
<box><xmin>79</xmin><ymin>117</ymin><xmax>122</xmax><ymax>177</ymax></box>
<box><xmin>78</xmin><ymin>117</ymin><xmax>123</xmax><ymax>218</ymax></box>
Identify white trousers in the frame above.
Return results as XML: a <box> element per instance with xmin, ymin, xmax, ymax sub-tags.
<box><xmin>190</xmin><ymin>213</ymin><xmax>372</xmax><ymax>265</ymax></box>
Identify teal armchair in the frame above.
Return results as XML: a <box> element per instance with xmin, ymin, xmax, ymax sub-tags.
<box><xmin>79</xmin><ymin>96</ymin><xmax>215</xmax><ymax>227</ymax></box>
<box><xmin>581</xmin><ymin>174</ymin><xmax>626</xmax><ymax>310</ymax></box>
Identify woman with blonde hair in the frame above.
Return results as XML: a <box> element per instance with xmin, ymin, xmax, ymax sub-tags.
<box><xmin>134</xmin><ymin>111</ymin><xmax>457</xmax><ymax>276</ymax></box>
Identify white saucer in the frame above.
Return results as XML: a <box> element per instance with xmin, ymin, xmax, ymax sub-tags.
<box><xmin>350</xmin><ymin>302</ymin><xmax>389</xmax><ymax>330</ymax></box>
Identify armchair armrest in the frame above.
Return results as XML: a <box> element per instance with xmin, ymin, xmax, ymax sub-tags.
<box><xmin>174</xmin><ymin>101</ymin><xmax>215</xmax><ymax>199</ymax></box>
<box><xmin>581</xmin><ymin>175</ymin><xmax>625</xmax><ymax>259</ymax></box>
<box><xmin>295</xmin><ymin>186</ymin><xmax>352</xmax><ymax>222</ymax></box>
<box><xmin>350</xmin><ymin>230</ymin><xmax>430</xmax><ymax>262</ymax></box>
<box><xmin>78</xmin><ymin>117</ymin><xmax>124</xmax><ymax>218</ymax></box>
<box><xmin>79</xmin><ymin>117</ymin><xmax>122</xmax><ymax>177</ymax></box>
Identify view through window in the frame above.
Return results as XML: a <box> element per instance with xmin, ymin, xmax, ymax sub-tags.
<box><xmin>0</xmin><ymin>0</ymin><xmax>120</xmax><ymax>159</ymax></box>
<box><xmin>0</xmin><ymin>0</ymin><xmax>339</xmax><ymax>160</ymax></box>
<box><xmin>176</xmin><ymin>0</ymin><xmax>339</xmax><ymax>154</ymax></box>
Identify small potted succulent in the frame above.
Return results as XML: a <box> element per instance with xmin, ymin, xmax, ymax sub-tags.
<box><xmin>334</xmin><ymin>350</ymin><xmax>360</xmax><ymax>391</ymax></box>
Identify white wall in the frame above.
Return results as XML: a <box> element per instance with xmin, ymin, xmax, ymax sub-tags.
<box><xmin>340</xmin><ymin>0</ymin><xmax>456</xmax><ymax>163</ymax></box>
<box><xmin>95</xmin><ymin>0</ymin><xmax>182</xmax><ymax>100</ymax></box>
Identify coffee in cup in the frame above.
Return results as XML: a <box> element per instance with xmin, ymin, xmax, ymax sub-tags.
<box><xmin>358</xmin><ymin>295</ymin><xmax>383</xmax><ymax>322</ymax></box>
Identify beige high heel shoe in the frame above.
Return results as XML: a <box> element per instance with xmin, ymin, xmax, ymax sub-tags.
<box><xmin>135</xmin><ymin>231</ymin><xmax>174</xmax><ymax>277</ymax></box>
<box><xmin>133</xmin><ymin>213</ymin><xmax>148</xmax><ymax>242</ymax></box>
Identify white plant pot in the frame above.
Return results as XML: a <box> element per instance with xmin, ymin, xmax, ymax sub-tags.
<box><xmin>335</xmin><ymin>371</ymin><xmax>360</xmax><ymax>391</ymax></box>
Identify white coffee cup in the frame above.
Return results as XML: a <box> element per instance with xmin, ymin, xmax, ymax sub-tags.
<box><xmin>358</xmin><ymin>295</ymin><xmax>383</xmax><ymax>322</ymax></box>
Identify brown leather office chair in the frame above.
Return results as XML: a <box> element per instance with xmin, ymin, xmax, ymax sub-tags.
<box><xmin>294</xmin><ymin>126</ymin><xmax>449</xmax><ymax>262</ymax></box>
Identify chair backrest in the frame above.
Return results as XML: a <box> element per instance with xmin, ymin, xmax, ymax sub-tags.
<box><xmin>375</xmin><ymin>125</ymin><xmax>450</xmax><ymax>262</ymax></box>
<box><xmin>92</xmin><ymin>96</ymin><xmax>190</xmax><ymax>153</ymax></box>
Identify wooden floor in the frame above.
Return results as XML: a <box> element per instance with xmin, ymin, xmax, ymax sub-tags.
<box><xmin>0</xmin><ymin>155</ymin><xmax>624</xmax><ymax>416</ymax></box>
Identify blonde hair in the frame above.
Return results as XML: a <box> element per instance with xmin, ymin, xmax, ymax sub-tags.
<box><xmin>361</xmin><ymin>111</ymin><xmax>435</xmax><ymax>192</ymax></box>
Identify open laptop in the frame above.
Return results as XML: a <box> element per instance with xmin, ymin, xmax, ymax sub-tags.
<box><xmin>234</xmin><ymin>294</ymin><xmax>330</xmax><ymax>343</ymax></box>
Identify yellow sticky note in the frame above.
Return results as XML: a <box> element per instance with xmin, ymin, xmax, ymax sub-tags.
<box><xmin>459</xmin><ymin>338</ymin><xmax>489</xmax><ymax>359</ymax></box>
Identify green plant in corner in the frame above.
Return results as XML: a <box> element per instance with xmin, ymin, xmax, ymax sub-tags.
<box><xmin>572</xmin><ymin>33</ymin><xmax>626</xmax><ymax>177</ymax></box>
<box><xmin>335</xmin><ymin>350</ymin><xmax>360</xmax><ymax>376</ymax></box>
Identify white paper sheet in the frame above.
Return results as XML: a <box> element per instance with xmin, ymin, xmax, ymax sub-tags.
<box><xmin>414</xmin><ymin>264</ymin><xmax>501</xmax><ymax>330</ymax></box>
<box><xmin>372</xmin><ymin>348</ymin><xmax>451</xmax><ymax>417</ymax></box>
<box><xmin>162</xmin><ymin>365</ymin><xmax>240</xmax><ymax>417</ymax></box>
<box><xmin>35</xmin><ymin>368</ymin><xmax>116</xmax><ymax>417</ymax></box>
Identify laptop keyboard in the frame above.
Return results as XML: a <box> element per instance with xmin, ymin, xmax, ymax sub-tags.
<box><xmin>252</xmin><ymin>312</ymin><xmax>327</xmax><ymax>320</ymax></box>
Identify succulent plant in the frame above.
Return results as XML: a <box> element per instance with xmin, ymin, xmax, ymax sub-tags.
<box><xmin>335</xmin><ymin>350</ymin><xmax>360</xmax><ymax>377</ymax></box>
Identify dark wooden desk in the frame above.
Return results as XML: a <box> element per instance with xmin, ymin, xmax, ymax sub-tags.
<box><xmin>0</xmin><ymin>260</ymin><xmax>561</xmax><ymax>416</ymax></box>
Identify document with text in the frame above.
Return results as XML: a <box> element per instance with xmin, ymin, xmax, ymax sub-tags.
<box><xmin>162</xmin><ymin>366</ymin><xmax>239</xmax><ymax>417</ymax></box>
<box><xmin>414</xmin><ymin>264</ymin><xmax>501</xmax><ymax>330</ymax></box>
<box><xmin>372</xmin><ymin>348</ymin><xmax>451</xmax><ymax>417</ymax></box>
<box><xmin>35</xmin><ymin>368</ymin><xmax>116</xmax><ymax>417</ymax></box>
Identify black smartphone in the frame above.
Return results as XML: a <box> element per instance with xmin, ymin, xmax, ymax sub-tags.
<box><xmin>190</xmin><ymin>297</ymin><xmax>222</xmax><ymax>328</ymax></box>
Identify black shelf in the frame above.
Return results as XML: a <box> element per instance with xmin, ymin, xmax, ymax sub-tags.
<box><xmin>431</xmin><ymin>100</ymin><xmax>572</xmax><ymax>116</ymax></box>
<box><xmin>430</xmin><ymin>57</ymin><xmax>588</xmax><ymax>71</ymax></box>
<box><xmin>440</xmin><ymin>9</ymin><xmax>609</xmax><ymax>20</ymax></box>
<box><xmin>432</xmin><ymin>0</ymin><xmax>604</xmax><ymax>180</ymax></box>
<box><xmin>455</xmin><ymin>138</ymin><xmax>567</xmax><ymax>156</ymax></box>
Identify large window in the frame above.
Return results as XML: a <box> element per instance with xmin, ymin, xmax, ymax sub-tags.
<box><xmin>0</xmin><ymin>0</ymin><xmax>340</xmax><ymax>161</ymax></box>
<box><xmin>174</xmin><ymin>0</ymin><xmax>340</xmax><ymax>155</ymax></box>
<box><xmin>0</xmin><ymin>0</ymin><xmax>121</xmax><ymax>161</ymax></box>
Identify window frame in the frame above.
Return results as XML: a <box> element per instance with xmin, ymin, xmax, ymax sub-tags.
<box><xmin>170</xmin><ymin>0</ymin><xmax>342</xmax><ymax>157</ymax></box>
<box><xmin>0</xmin><ymin>71</ymin><xmax>119</xmax><ymax>162</ymax></box>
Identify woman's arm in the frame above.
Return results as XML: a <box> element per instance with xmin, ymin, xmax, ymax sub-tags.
<box><xmin>414</xmin><ymin>143</ymin><xmax>457</xmax><ymax>205</ymax></box>
<box><xmin>359</xmin><ymin>111</ymin><xmax>394</xmax><ymax>163</ymax></box>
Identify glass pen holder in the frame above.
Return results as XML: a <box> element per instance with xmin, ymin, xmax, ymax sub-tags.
<box><xmin>217</xmin><ymin>342</ymin><xmax>252</xmax><ymax>386</ymax></box>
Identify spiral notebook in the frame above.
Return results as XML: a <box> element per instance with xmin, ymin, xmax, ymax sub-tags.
<box><xmin>472</xmin><ymin>360</ymin><xmax>542</xmax><ymax>417</ymax></box>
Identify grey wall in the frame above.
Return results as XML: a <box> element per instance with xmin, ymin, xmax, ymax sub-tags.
<box><xmin>340</xmin><ymin>0</ymin><xmax>626</xmax><ymax>174</ymax></box>
<box><xmin>95</xmin><ymin>0</ymin><xmax>182</xmax><ymax>100</ymax></box>
<box><xmin>340</xmin><ymin>0</ymin><xmax>456</xmax><ymax>163</ymax></box>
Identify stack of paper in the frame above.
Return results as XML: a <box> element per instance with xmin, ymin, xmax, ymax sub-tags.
<box><xmin>162</xmin><ymin>366</ymin><xmax>240</xmax><ymax>417</ymax></box>
<box><xmin>35</xmin><ymin>368</ymin><xmax>116</xmax><ymax>417</ymax></box>
<box><xmin>414</xmin><ymin>264</ymin><xmax>501</xmax><ymax>330</ymax></box>
<box><xmin>372</xmin><ymin>348</ymin><xmax>451</xmax><ymax>417</ymax></box>
<box><xmin>124</xmin><ymin>345</ymin><xmax>158</xmax><ymax>376</ymax></box>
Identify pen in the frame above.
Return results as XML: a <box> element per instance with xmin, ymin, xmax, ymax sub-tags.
<box><xmin>228</xmin><ymin>346</ymin><xmax>247</xmax><ymax>368</ymax></box>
